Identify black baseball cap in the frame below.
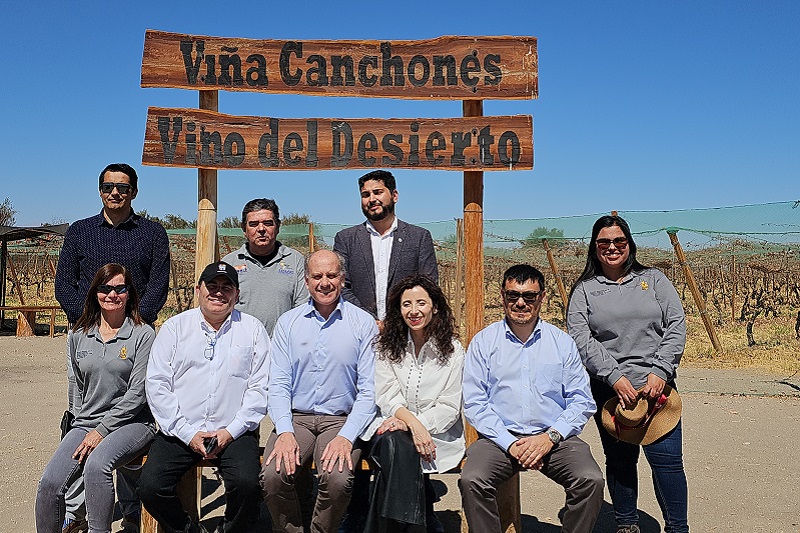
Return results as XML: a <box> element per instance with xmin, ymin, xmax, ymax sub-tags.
<box><xmin>198</xmin><ymin>261</ymin><xmax>239</xmax><ymax>288</ymax></box>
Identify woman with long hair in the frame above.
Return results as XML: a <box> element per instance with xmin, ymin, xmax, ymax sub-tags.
<box><xmin>567</xmin><ymin>215</ymin><xmax>689</xmax><ymax>533</ymax></box>
<box><xmin>36</xmin><ymin>263</ymin><xmax>156</xmax><ymax>533</ymax></box>
<box><xmin>365</xmin><ymin>275</ymin><xmax>465</xmax><ymax>533</ymax></box>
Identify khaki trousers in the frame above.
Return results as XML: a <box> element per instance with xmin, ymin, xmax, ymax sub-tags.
<box><xmin>261</xmin><ymin>414</ymin><xmax>363</xmax><ymax>533</ymax></box>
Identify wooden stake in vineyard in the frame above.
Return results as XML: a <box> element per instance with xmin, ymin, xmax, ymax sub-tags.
<box><xmin>667</xmin><ymin>229</ymin><xmax>723</xmax><ymax>353</ymax></box>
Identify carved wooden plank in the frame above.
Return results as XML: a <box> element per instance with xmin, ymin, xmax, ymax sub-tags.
<box><xmin>143</xmin><ymin>107</ymin><xmax>533</xmax><ymax>171</ymax></box>
<box><xmin>142</xmin><ymin>30</ymin><xmax>538</xmax><ymax>100</ymax></box>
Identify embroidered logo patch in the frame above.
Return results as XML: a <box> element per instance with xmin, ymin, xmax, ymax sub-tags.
<box><xmin>75</xmin><ymin>350</ymin><xmax>90</xmax><ymax>360</ymax></box>
<box><xmin>641</xmin><ymin>281</ymin><xmax>649</xmax><ymax>291</ymax></box>
<box><xmin>277</xmin><ymin>262</ymin><xmax>295</xmax><ymax>275</ymax></box>
<box><xmin>590</xmin><ymin>288</ymin><xmax>613</xmax><ymax>297</ymax></box>
<box><xmin>234</xmin><ymin>264</ymin><xmax>248</xmax><ymax>273</ymax></box>
<box><xmin>119</xmin><ymin>346</ymin><xmax>128</xmax><ymax>359</ymax></box>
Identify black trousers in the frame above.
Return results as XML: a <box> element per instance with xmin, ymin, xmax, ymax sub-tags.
<box><xmin>139</xmin><ymin>431</ymin><xmax>261</xmax><ymax>533</ymax></box>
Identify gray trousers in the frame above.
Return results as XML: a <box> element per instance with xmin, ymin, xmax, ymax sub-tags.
<box><xmin>260</xmin><ymin>414</ymin><xmax>363</xmax><ymax>533</ymax></box>
<box><xmin>36</xmin><ymin>424</ymin><xmax>154</xmax><ymax>533</ymax></box>
<box><xmin>459</xmin><ymin>436</ymin><xmax>604</xmax><ymax>533</ymax></box>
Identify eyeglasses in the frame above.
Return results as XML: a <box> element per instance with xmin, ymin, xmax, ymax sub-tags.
<box><xmin>503</xmin><ymin>290</ymin><xmax>542</xmax><ymax>304</ymax></box>
<box><xmin>595</xmin><ymin>237</ymin><xmax>628</xmax><ymax>249</ymax></box>
<box><xmin>100</xmin><ymin>182</ymin><xmax>133</xmax><ymax>195</ymax></box>
<box><xmin>97</xmin><ymin>284</ymin><xmax>128</xmax><ymax>294</ymax></box>
<box><xmin>204</xmin><ymin>332</ymin><xmax>217</xmax><ymax>360</ymax></box>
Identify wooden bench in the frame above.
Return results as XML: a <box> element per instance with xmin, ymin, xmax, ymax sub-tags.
<box><xmin>138</xmin><ymin>444</ymin><xmax>520</xmax><ymax>533</ymax></box>
<box><xmin>0</xmin><ymin>305</ymin><xmax>62</xmax><ymax>337</ymax></box>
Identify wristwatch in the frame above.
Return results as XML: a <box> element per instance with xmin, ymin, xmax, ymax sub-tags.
<box><xmin>546</xmin><ymin>428</ymin><xmax>563</xmax><ymax>445</ymax></box>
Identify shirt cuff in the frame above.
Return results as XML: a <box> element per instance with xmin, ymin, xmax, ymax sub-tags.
<box><xmin>607</xmin><ymin>368</ymin><xmax>625</xmax><ymax>388</ymax></box>
<box><xmin>551</xmin><ymin>421</ymin><xmax>574</xmax><ymax>441</ymax></box>
<box><xmin>275</xmin><ymin>416</ymin><xmax>295</xmax><ymax>435</ymax></box>
<box><xmin>95</xmin><ymin>423</ymin><xmax>110</xmax><ymax>438</ymax></box>
<box><xmin>649</xmin><ymin>365</ymin><xmax>670</xmax><ymax>383</ymax></box>
<box><xmin>226</xmin><ymin>419</ymin><xmax>246</xmax><ymax>440</ymax></box>
<box><xmin>495</xmin><ymin>430</ymin><xmax>518</xmax><ymax>453</ymax></box>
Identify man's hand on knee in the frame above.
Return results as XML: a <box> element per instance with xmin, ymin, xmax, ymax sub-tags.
<box><xmin>320</xmin><ymin>435</ymin><xmax>353</xmax><ymax>473</ymax></box>
<box><xmin>267</xmin><ymin>432</ymin><xmax>302</xmax><ymax>474</ymax></box>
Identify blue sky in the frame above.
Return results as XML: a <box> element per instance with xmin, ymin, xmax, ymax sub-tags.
<box><xmin>1</xmin><ymin>1</ymin><xmax>797</xmax><ymax>227</ymax></box>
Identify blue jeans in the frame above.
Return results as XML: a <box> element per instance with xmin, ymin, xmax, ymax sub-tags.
<box><xmin>592</xmin><ymin>379</ymin><xmax>689</xmax><ymax>533</ymax></box>
<box><xmin>36</xmin><ymin>424</ymin><xmax>154</xmax><ymax>533</ymax></box>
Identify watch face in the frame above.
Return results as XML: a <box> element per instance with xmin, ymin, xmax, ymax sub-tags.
<box><xmin>548</xmin><ymin>429</ymin><xmax>561</xmax><ymax>444</ymax></box>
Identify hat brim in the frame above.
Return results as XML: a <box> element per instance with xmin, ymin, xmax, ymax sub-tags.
<box><xmin>601</xmin><ymin>385</ymin><xmax>682</xmax><ymax>446</ymax></box>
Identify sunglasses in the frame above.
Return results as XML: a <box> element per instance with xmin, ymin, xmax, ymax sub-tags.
<box><xmin>100</xmin><ymin>182</ymin><xmax>133</xmax><ymax>195</ymax></box>
<box><xmin>503</xmin><ymin>290</ymin><xmax>542</xmax><ymax>304</ymax></box>
<box><xmin>97</xmin><ymin>284</ymin><xmax>128</xmax><ymax>294</ymax></box>
<box><xmin>596</xmin><ymin>237</ymin><xmax>628</xmax><ymax>249</ymax></box>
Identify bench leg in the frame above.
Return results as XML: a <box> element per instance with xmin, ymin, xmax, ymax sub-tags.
<box><xmin>140</xmin><ymin>466</ymin><xmax>203</xmax><ymax>532</ymax></box>
<box><xmin>16</xmin><ymin>310</ymin><xmax>36</xmax><ymax>337</ymax></box>
<box><xmin>50</xmin><ymin>309</ymin><xmax>56</xmax><ymax>337</ymax></box>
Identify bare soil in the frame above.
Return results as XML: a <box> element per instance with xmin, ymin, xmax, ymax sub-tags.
<box><xmin>1</xmin><ymin>335</ymin><xmax>799</xmax><ymax>532</ymax></box>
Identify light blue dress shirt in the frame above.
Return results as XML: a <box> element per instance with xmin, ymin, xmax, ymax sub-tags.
<box><xmin>269</xmin><ymin>298</ymin><xmax>378</xmax><ymax>443</ymax></box>
<box><xmin>146</xmin><ymin>308</ymin><xmax>271</xmax><ymax>445</ymax></box>
<box><xmin>463</xmin><ymin>318</ymin><xmax>596</xmax><ymax>452</ymax></box>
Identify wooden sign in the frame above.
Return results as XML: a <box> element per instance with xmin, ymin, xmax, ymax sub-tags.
<box><xmin>142</xmin><ymin>107</ymin><xmax>533</xmax><ymax>171</ymax></box>
<box><xmin>142</xmin><ymin>30</ymin><xmax>538</xmax><ymax>99</ymax></box>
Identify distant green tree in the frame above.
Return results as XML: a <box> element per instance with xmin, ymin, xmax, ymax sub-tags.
<box><xmin>0</xmin><ymin>197</ymin><xmax>17</xmax><ymax>226</ymax></box>
<box><xmin>280</xmin><ymin>213</ymin><xmax>313</xmax><ymax>249</ymax></box>
<box><xmin>163</xmin><ymin>213</ymin><xmax>195</xmax><ymax>229</ymax></box>
<box><xmin>522</xmin><ymin>227</ymin><xmax>565</xmax><ymax>247</ymax></box>
<box><xmin>219</xmin><ymin>216</ymin><xmax>241</xmax><ymax>229</ymax></box>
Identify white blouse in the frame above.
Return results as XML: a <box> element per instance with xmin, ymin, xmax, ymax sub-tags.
<box><xmin>365</xmin><ymin>336</ymin><xmax>466</xmax><ymax>473</ymax></box>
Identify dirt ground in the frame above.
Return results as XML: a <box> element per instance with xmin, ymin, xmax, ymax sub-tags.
<box><xmin>1</xmin><ymin>335</ymin><xmax>799</xmax><ymax>532</ymax></box>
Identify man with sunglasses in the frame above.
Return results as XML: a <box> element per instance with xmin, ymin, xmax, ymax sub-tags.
<box><xmin>55</xmin><ymin>163</ymin><xmax>170</xmax><ymax>532</ymax></box>
<box><xmin>140</xmin><ymin>261</ymin><xmax>270</xmax><ymax>533</ymax></box>
<box><xmin>460</xmin><ymin>264</ymin><xmax>604</xmax><ymax>533</ymax></box>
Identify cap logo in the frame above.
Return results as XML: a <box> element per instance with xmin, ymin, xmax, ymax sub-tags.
<box><xmin>218</xmin><ymin>263</ymin><xmax>227</xmax><ymax>272</ymax></box>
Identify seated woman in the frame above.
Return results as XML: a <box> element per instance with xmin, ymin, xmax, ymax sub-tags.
<box><xmin>364</xmin><ymin>275</ymin><xmax>465</xmax><ymax>533</ymax></box>
<box><xmin>36</xmin><ymin>263</ymin><xmax>156</xmax><ymax>533</ymax></box>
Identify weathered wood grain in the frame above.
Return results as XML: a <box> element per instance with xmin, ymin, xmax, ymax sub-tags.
<box><xmin>142</xmin><ymin>107</ymin><xmax>533</xmax><ymax>171</ymax></box>
<box><xmin>142</xmin><ymin>30</ymin><xmax>538</xmax><ymax>99</ymax></box>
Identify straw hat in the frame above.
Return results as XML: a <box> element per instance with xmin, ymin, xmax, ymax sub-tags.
<box><xmin>601</xmin><ymin>385</ymin><xmax>682</xmax><ymax>445</ymax></box>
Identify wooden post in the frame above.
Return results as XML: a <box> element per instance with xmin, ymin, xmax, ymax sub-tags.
<box><xmin>541</xmin><ymin>238</ymin><xmax>568</xmax><ymax>320</ymax></box>
<box><xmin>730</xmin><ymin>247</ymin><xmax>737</xmax><ymax>322</ymax></box>
<box><xmin>667</xmin><ymin>230</ymin><xmax>723</xmax><ymax>353</ymax></box>
<box><xmin>308</xmin><ymin>222</ymin><xmax>316</xmax><ymax>252</ymax></box>
<box><xmin>461</xmin><ymin>99</ymin><xmax>520</xmax><ymax>533</ymax></box>
<box><xmin>194</xmin><ymin>90</ymin><xmax>219</xmax><ymax>307</ymax></box>
<box><xmin>7</xmin><ymin>254</ymin><xmax>25</xmax><ymax>305</ymax></box>
<box><xmin>454</xmin><ymin>218</ymin><xmax>464</xmax><ymax>336</ymax></box>
<box><xmin>171</xmin><ymin>254</ymin><xmax>183</xmax><ymax>314</ymax></box>
<box><xmin>1</xmin><ymin>240</ymin><xmax>7</xmax><ymax>328</ymax></box>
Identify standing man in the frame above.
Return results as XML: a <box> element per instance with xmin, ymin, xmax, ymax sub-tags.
<box><xmin>460</xmin><ymin>265</ymin><xmax>604</xmax><ymax>533</ymax></box>
<box><xmin>261</xmin><ymin>250</ymin><xmax>377</xmax><ymax>533</ymax></box>
<box><xmin>55</xmin><ymin>162</ymin><xmax>170</xmax><ymax>532</ymax></box>
<box><xmin>140</xmin><ymin>262</ymin><xmax>270</xmax><ymax>533</ymax></box>
<box><xmin>334</xmin><ymin>170</ymin><xmax>438</xmax><ymax>322</ymax></box>
<box><xmin>56</xmin><ymin>163</ymin><xmax>170</xmax><ymax>326</ymax></box>
<box><xmin>222</xmin><ymin>198</ymin><xmax>308</xmax><ymax>335</ymax></box>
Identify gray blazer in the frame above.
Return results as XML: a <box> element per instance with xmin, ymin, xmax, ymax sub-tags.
<box><xmin>333</xmin><ymin>219</ymin><xmax>439</xmax><ymax>318</ymax></box>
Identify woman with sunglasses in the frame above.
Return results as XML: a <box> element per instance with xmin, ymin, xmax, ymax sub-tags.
<box><xmin>37</xmin><ymin>263</ymin><xmax>156</xmax><ymax>533</ymax></box>
<box><xmin>364</xmin><ymin>275</ymin><xmax>465</xmax><ymax>533</ymax></box>
<box><xmin>567</xmin><ymin>215</ymin><xmax>689</xmax><ymax>533</ymax></box>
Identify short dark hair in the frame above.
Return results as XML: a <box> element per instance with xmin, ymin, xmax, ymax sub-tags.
<box><xmin>358</xmin><ymin>170</ymin><xmax>396</xmax><ymax>192</ymax></box>
<box><xmin>241</xmin><ymin>198</ymin><xmax>280</xmax><ymax>230</ymax></box>
<box><xmin>99</xmin><ymin>163</ymin><xmax>138</xmax><ymax>191</ymax></box>
<box><xmin>501</xmin><ymin>264</ymin><xmax>545</xmax><ymax>291</ymax></box>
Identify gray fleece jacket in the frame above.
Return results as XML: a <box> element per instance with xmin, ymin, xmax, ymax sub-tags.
<box><xmin>70</xmin><ymin>318</ymin><xmax>155</xmax><ymax>436</ymax></box>
<box><xmin>567</xmin><ymin>268</ymin><xmax>686</xmax><ymax>389</ymax></box>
